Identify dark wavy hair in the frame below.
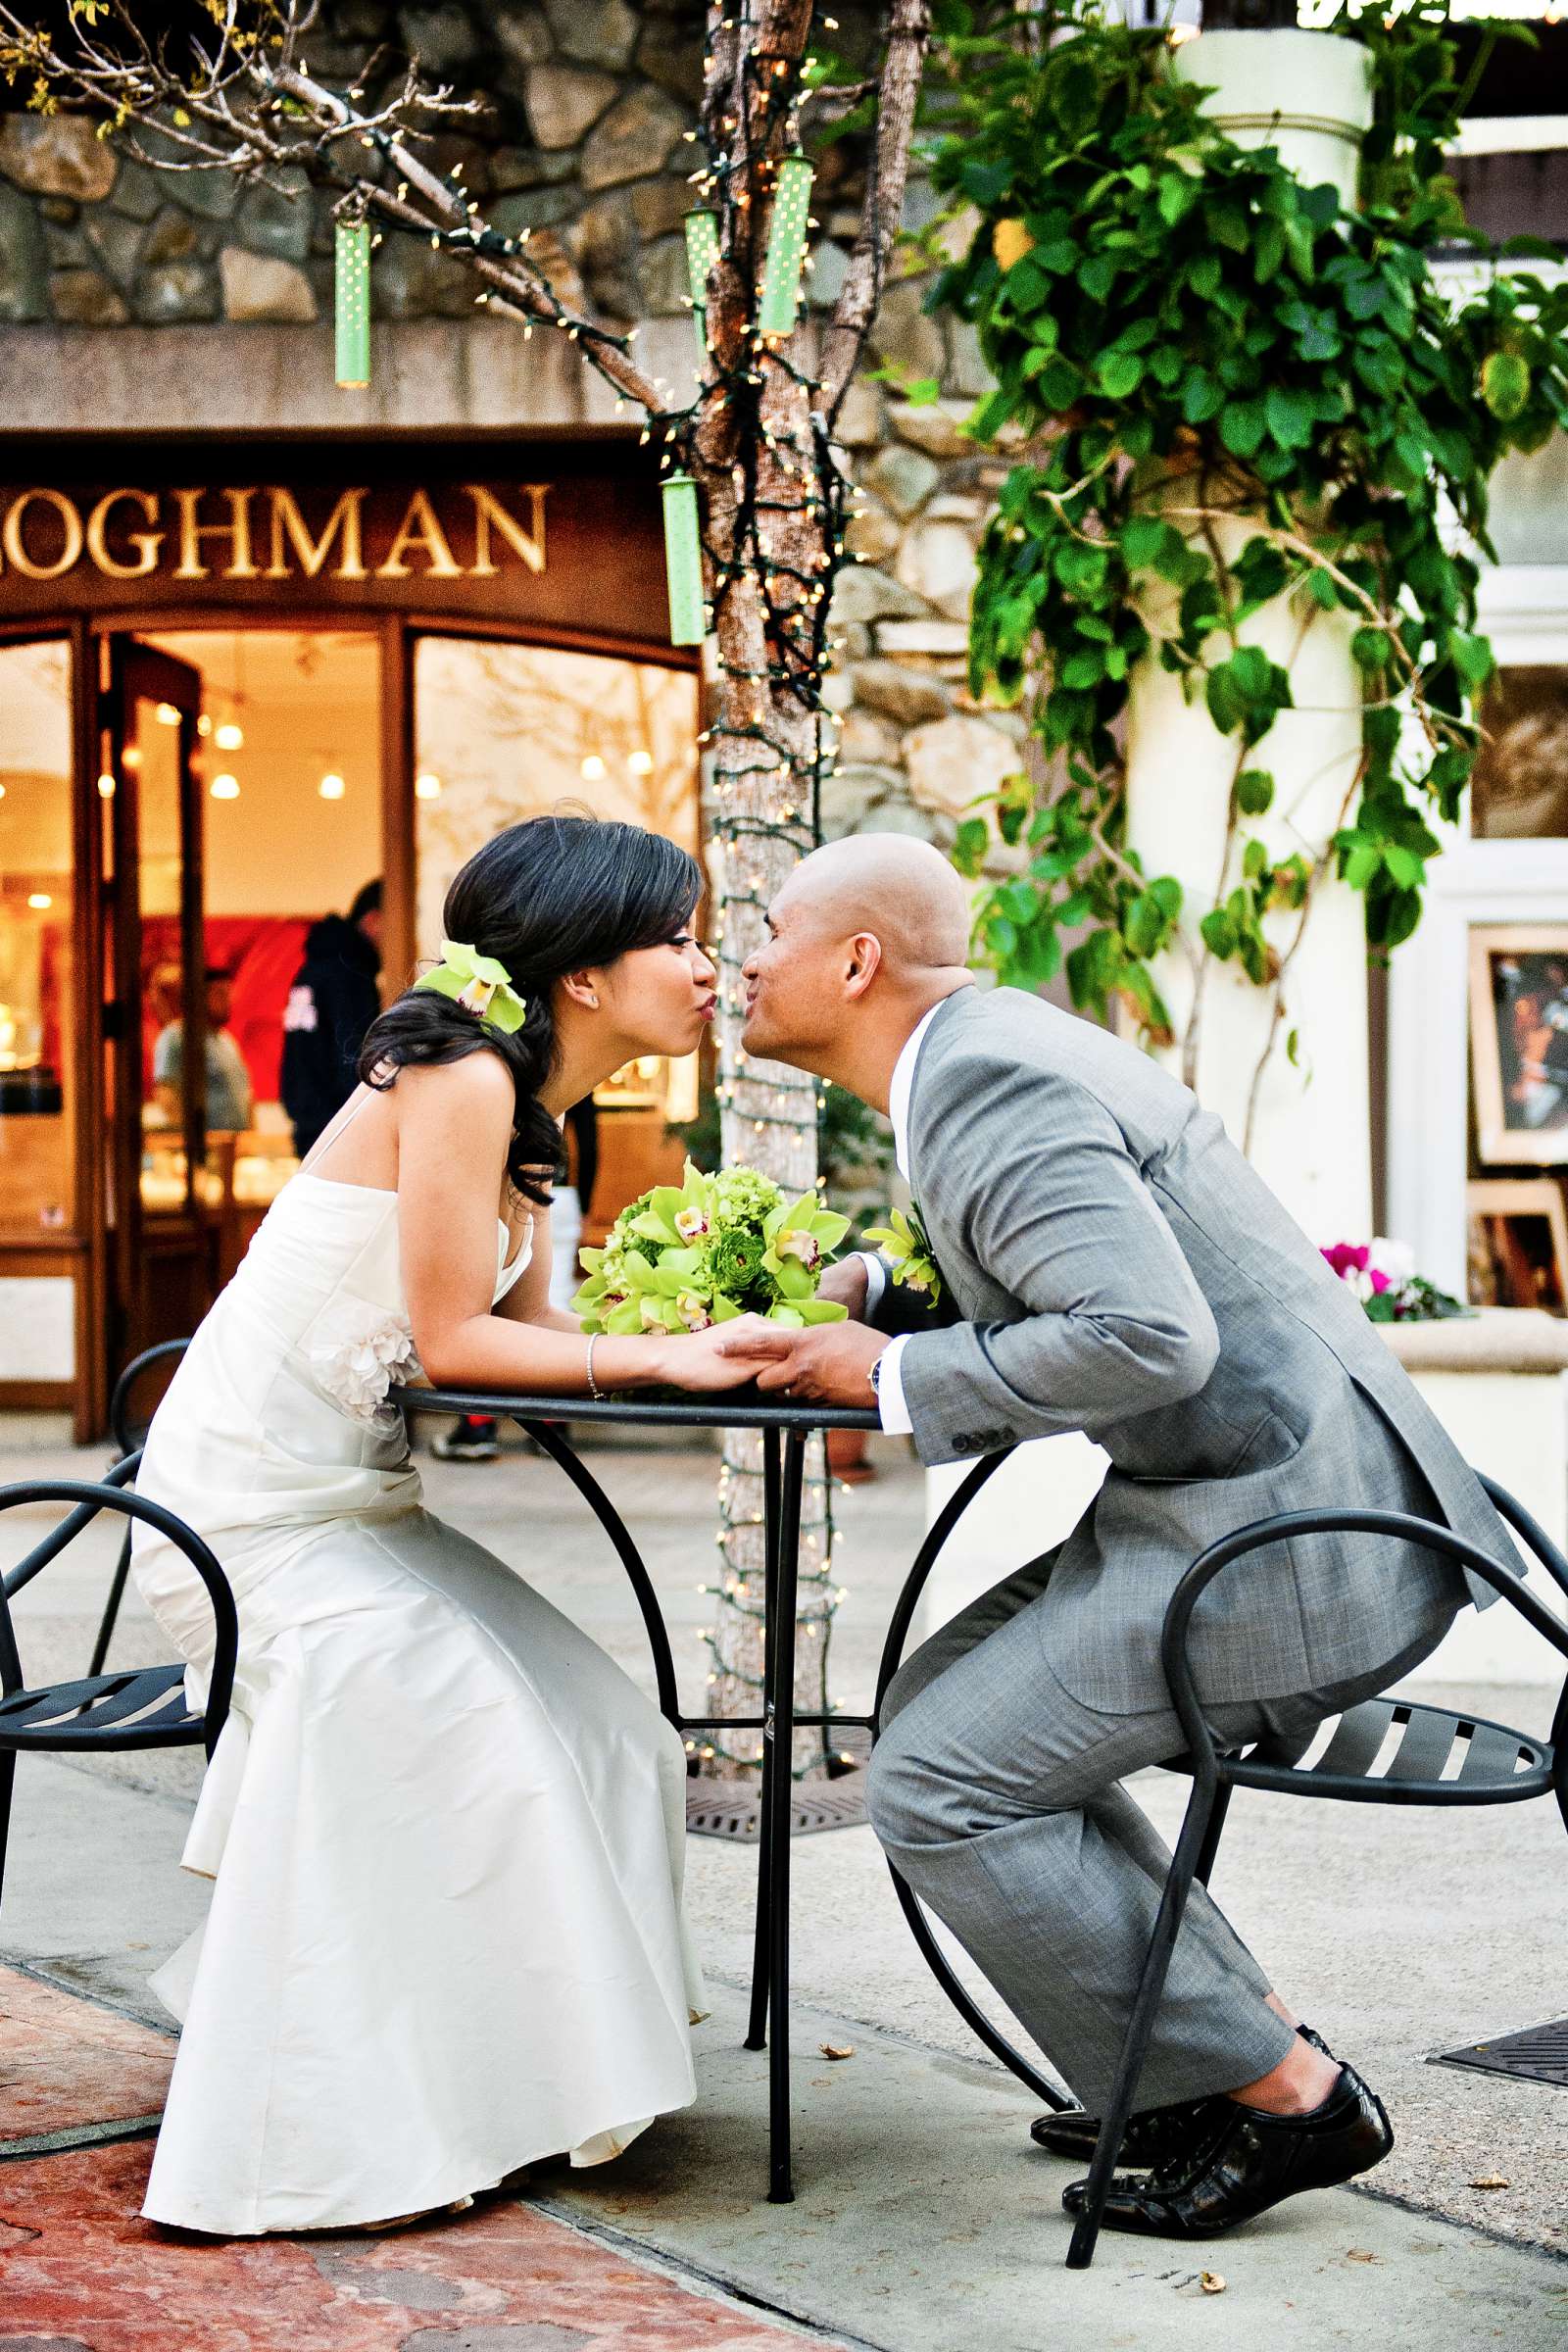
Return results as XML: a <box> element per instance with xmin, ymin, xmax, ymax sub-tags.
<box><xmin>359</xmin><ymin>814</ymin><xmax>702</xmax><ymax>1205</ymax></box>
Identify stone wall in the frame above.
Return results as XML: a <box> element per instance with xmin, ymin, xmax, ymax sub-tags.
<box><xmin>821</xmin><ymin>384</ymin><xmax>1024</xmax><ymax>861</ymax></box>
<box><xmin>0</xmin><ymin>0</ymin><xmax>1019</xmax><ymax>856</ymax></box>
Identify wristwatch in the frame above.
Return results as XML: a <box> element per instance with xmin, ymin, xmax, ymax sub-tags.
<box><xmin>867</xmin><ymin>1353</ymin><xmax>884</xmax><ymax>1400</ymax></box>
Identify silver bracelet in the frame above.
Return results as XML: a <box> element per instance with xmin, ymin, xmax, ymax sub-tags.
<box><xmin>585</xmin><ymin>1334</ymin><xmax>603</xmax><ymax>1400</ymax></box>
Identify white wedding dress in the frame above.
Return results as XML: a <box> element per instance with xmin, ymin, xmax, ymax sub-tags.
<box><xmin>129</xmin><ymin>1165</ymin><xmax>705</xmax><ymax>2236</ymax></box>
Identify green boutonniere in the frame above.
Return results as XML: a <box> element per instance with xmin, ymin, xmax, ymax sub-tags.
<box><xmin>863</xmin><ymin>1202</ymin><xmax>942</xmax><ymax>1307</ymax></box>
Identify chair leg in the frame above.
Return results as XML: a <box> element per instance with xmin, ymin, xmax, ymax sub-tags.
<box><xmin>0</xmin><ymin>1751</ymin><xmax>15</xmax><ymax>1917</ymax></box>
<box><xmin>87</xmin><ymin>1524</ymin><xmax>134</xmax><ymax>1679</ymax></box>
<box><xmin>1193</xmin><ymin>1781</ymin><xmax>1234</xmax><ymax>1888</ymax></box>
<box><xmin>1065</xmin><ymin>1779</ymin><xmax>1218</xmax><ymax>2271</ymax></box>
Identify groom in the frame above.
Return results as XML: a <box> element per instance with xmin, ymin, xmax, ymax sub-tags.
<box><xmin>719</xmin><ymin>832</ymin><xmax>1513</xmax><ymax>2241</ymax></box>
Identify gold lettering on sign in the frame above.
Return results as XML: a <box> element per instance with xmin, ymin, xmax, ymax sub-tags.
<box><xmin>172</xmin><ymin>486</ymin><xmax>260</xmax><ymax>581</ymax></box>
<box><xmin>375</xmin><ymin>488</ymin><xmax>462</xmax><ymax>579</ymax></box>
<box><xmin>464</xmin><ymin>483</ymin><xmax>548</xmax><ymax>576</ymax></box>
<box><xmin>85</xmin><ymin>488</ymin><xmax>164</xmax><ymax>579</ymax></box>
<box><xmin>0</xmin><ymin>482</ymin><xmax>557</xmax><ymax>585</ymax></box>
<box><xmin>2</xmin><ymin>487</ymin><xmax>84</xmax><ymax>579</ymax></box>
<box><xmin>266</xmin><ymin>487</ymin><xmax>368</xmax><ymax>581</ymax></box>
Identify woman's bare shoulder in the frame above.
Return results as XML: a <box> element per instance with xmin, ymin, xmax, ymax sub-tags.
<box><xmin>394</xmin><ymin>1050</ymin><xmax>516</xmax><ymax>1139</ymax></box>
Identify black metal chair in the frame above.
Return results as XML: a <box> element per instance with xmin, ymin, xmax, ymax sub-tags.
<box><xmin>1065</xmin><ymin>1478</ymin><xmax>1568</xmax><ymax>2269</ymax></box>
<box><xmin>87</xmin><ymin>1341</ymin><xmax>191</xmax><ymax>1677</ymax></box>
<box><xmin>0</xmin><ymin>1474</ymin><xmax>237</xmax><ymax>1917</ymax></box>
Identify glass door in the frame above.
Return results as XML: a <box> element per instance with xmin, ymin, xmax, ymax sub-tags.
<box><xmin>103</xmin><ymin>638</ymin><xmax>209</xmax><ymax>1369</ymax></box>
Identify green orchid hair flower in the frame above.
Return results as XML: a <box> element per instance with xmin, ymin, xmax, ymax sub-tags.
<box><xmin>414</xmin><ymin>938</ymin><xmax>529</xmax><ymax>1034</ymax></box>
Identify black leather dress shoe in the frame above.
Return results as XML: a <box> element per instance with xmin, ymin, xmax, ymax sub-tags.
<box><xmin>1031</xmin><ymin>2023</ymin><xmax>1334</xmax><ymax>2165</ymax></box>
<box><xmin>1060</xmin><ymin>2061</ymin><xmax>1393</xmax><ymax>2238</ymax></box>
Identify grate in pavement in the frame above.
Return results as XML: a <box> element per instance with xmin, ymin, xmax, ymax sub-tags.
<box><xmin>1434</xmin><ymin>2017</ymin><xmax>1568</xmax><ymax>2088</ymax></box>
<box><xmin>686</xmin><ymin>1775</ymin><xmax>868</xmax><ymax>1839</ymax></box>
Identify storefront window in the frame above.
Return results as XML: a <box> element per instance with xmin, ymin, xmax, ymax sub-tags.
<box><xmin>0</xmin><ymin>639</ymin><xmax>75</xmax><ymax>1239</ymax></box>
<box><xmin>1471</xmin><ymin>665</ymin><xmax>1568</xmax><ymax>840</ymax></box>
<box><xmin>412</xmin><ymin>637</ymin><xmax>704</xmax><ymax>1206</ymax></box>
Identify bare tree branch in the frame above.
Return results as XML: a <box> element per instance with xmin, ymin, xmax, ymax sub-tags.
<box><xmin>820</xmin><ymin>0</ymin><xmax>932</xmax><ymax>419</ymax></box>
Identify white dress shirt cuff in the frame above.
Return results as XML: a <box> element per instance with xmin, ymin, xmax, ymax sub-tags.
<box><xmin>857</xmin><ymin>1250</ymin><xmax>888</xmax><ymax>1318</ymax></box>
<box><xmin>874</xmin><ymin>1334</ymin><xmax>913</xmax><ymax>1436</ymax></box>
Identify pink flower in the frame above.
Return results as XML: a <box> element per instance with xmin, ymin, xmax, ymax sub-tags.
<box><xmin>1322</xmin><ymin>1241</ymin><xmax>1370</xmax><ymax>1281</ymax></box>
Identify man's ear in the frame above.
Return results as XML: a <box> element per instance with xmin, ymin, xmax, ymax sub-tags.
<box><xmin>844</xmin><ymin>932</ymin><xmax>883</xmax><ymax>1001</ymax></box>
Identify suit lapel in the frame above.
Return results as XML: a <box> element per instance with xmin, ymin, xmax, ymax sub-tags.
<box><xmin>902</xmin><ymin>995</ymin><xmax>979</xmax><ymax>1318</ymax></box>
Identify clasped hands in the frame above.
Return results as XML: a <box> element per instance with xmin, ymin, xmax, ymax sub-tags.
<box><xmin>714</xmin><ymin>1254</ymin><xmax>890</xmax><ymax>1407</ymax></box>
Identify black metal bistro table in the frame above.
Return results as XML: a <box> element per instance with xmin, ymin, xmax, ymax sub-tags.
<box><xmin>394</xmin><ymin>1385</ymin><xmax>1062</xmax><ymax>2201</ymax></box>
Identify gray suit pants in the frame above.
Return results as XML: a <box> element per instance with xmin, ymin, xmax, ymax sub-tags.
<box><xmin>866</xmin><ymin>1549</ymin><xmax>1466</xmax><ymax>2115</ymax></box>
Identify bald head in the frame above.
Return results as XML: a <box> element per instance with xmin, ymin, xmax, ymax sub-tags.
<box><xmin>778</xmin><ymin>834</ymin><xmax>971</xmax><ymax>974</ymax></box>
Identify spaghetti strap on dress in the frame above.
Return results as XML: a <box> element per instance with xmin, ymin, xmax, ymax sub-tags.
<box><xmin>129</xmin><ymin>1169</ymin><xmax>704</xmax><ymax>2235</ymax></box>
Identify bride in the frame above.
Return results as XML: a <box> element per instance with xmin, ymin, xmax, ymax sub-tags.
<box><xmin>130</xmin><ymin>812</ymin><xmax>766</xmax><ymax>2237</ymax></box>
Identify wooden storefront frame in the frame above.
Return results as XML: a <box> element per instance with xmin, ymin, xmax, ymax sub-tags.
<box><xmin>1</xmin><ymin>452</ymin><xmax>706</xmax><ymax>1435</ymax></box>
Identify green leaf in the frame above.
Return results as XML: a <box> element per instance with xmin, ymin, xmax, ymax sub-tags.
<box><xmin>1219</xmin><ymin>399</ymin><xmax>1266</xmax><ymax>460</ymax></box>
<box><xmin>1264</xmin><ymin>384</ymin><xmax>1315</xmax><ymax>451</ymax></box>
<box><xmin>1181</xmin><ymin>368</ymin><xmax>1224</xmax><ymax>425</ymax></box>
<box><xmin>1200</xmin><ymin>908</ymin><xmax>1238</xmax><ymax>959</ymax></box>
<box><xmin>953</xmin><ymin>816</ymin><xmax>990</xmax><ymax>876</ymax></box>
<box><xmin>1449</xmin><ymin>629</ymin><xmax>1494</xmax><ymax>687</ymax></box>
<box><xmin>1095</xmin><ymin>348</ymin><xmax>1145</xmax><ymax>399</ymax></box>
<box><xmin>1060</xmin><ymin>650</ymin><xmax>1104</xmax><ymax>688</ymax></box>
<box><xmin>1383</xmin><ymin>844</ymin><xmax>1426</xmax><ymax>889</ymax></box>
<box><xmin>1236</xmin><ymin>768</ymin><xmax>1274</xmax><ymax>815</ymax></box>
<box><xmin>1486</xmin><ymin>348</ymin><xmax>1533</xmax><ymax>418</ymax></box>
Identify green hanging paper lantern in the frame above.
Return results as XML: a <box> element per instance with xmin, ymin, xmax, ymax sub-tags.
<box><xmin>662</xmin><ymin>472</ymin><xmax>706</xmax><ymax>647</ymax></box>
<box><xmin>334</xmin><ymin>217</ymin><xmax>371</xmax><ymax>389</ymax></box>
<box><xmin>757</xmin><ymin>152</ymin><xmax>813</xmax><ymax>340</ymax></box>
<box><xmin>684</xmin><ymin>208</ymin><xmax>719</xmax><ymax>359</ymax></box>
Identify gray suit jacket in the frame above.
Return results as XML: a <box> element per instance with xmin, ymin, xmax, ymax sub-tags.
<box><xmin>880</xmin><ymin>990</ymin><xmax>1515</xmax><ymax>1709</ymax></box>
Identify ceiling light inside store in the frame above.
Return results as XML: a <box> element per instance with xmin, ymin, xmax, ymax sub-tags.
<box><xmin>197</xmin><ymin>713</ymin><xmax>213</xmax><ymax>737</ymax></box>
<box><xmin>216</xmin><ymin>721</ymin><xmax>244</xmax><ymax>751</ymax></box>
<box><xmin>122</xmin><ymin>747</ymin><xmax>142</xmax><ymax>770</ymax></box>
<box><xmin>318</xmin><ymin>772</ymin><xmax>346</xmax><ymax>801</ymax></box>
<box><xmin>628</xmin><ymin>750</ymin><xmax>654</xmax><ymax>774</ymax></box>
<box><xmin>27</xmin><ymin>893</ymin><xmax>52</xmax><ymax>909</ymax></box>
<box><xmin>415</xmin><ymin>771</ymin><xmax>442</xmax><ymax>800</ymax></box>
<box><xmin>580</xmin><ymin>755</ymin><xmax>606</xmax><ymax>780</ymax></box>
<box><xmin>0</xmin><ymin>783</ymin><xmax>7</xmax><ymax>801</ymax></box>
<box><xmin>98</xmin><ymin>772</ymin><xmax>115</xmax><ymax>799</ymax></box>
<box><xmin>211</xmin><ymin>774</ymin><xmax>240</xmax><ymax>801</ymax></box>
<box><xmin>155</xmin><ymin>702</ymin><xmax>181</xmax><ymax>726</ymax></box>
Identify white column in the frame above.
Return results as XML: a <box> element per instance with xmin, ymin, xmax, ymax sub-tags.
<box><xmin>1125</xmin><ymin>30</ymin><xmax>1376</xmax><ymax>1246</ymax></box>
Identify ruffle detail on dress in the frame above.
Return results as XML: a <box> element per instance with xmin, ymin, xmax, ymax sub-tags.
<box><xmin>306</xmin><ymin>1301</ymin><xmax>422</xmax><ymax>1422</ymax></box>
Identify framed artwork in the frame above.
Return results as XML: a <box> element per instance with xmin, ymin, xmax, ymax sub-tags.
<box><xmin>1469</xmin><ymin>924</ymin><xmax>1568</xmax><ymax>1165</ymax></box>
<box><xmin>1466</xmin><ymin>1179</ymin><xmax>1568</xmax><ymax>1313</ymax></box>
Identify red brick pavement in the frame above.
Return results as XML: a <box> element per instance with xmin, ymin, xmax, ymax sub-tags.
<box><xmin>0</xmin><ymin>1967</ymin><xmax>851</xmax><ymax>2352</ymax></box>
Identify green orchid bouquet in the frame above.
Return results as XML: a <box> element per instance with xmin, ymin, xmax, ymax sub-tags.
<box><xmin>573</xmin><ymin>1160</ymin><xmax>852</xmax><ymax>1337</ymax></box>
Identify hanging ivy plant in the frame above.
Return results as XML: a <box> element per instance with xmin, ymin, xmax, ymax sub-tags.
<box><xmin>920</xmin><ymin>2</ymin><xmax>1568</xmax><ymax>1066</ymax></box>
